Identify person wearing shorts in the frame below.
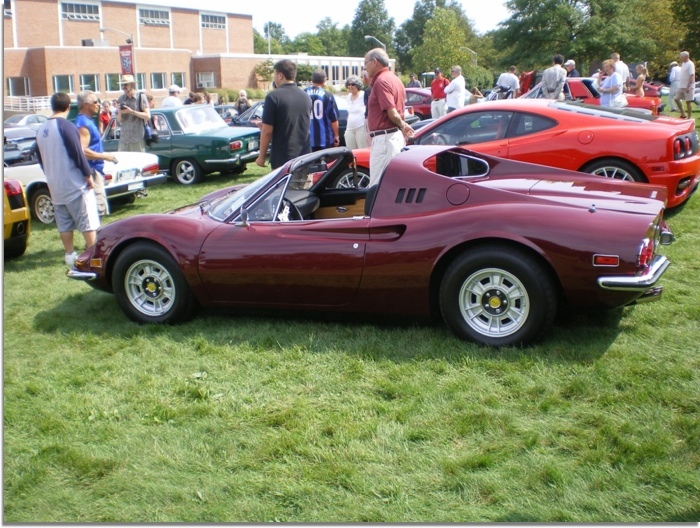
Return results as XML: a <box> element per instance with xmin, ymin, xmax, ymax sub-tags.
<box><xmin>674</xmin><ymin>51</ymin><xmax>696</xmax><ymax>119</ymax></box>
<box><xmin>36</xmin><ymin>92</ymin><xmax>99</xmax><ymax>267</ymax></box>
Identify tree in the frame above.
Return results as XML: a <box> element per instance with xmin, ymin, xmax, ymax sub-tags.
<box><xmin>348</xmin><ymin>0</ymin><xmax>395</xmax><ymax>58</ymax></box>
<box><xmin>316</xmin><ymin>18</ymin><xmax>351</xmax><ymax>57</ymax></box>
<box><xmin>411</xmin><ymin>8</ymin><xmax>491</xmax><ymax>88</ymax></box>
<box><xmin>674</xmin><ymin>0</ymin><xmax>700</xmax><ymax>53</ymax></box>
<box><xmin>253</xmin><ymin>29</ymin><xmax>285</xmax><ymax>55</ymax></box>
<box><xmin>395</xmin><ymin>0</ymin><xmax>476</xmax><ymax>72</ymax></box>
<box><xmin>287</xmin><ymin>33</ymin><xmax>327</xmax><ymax>56</ymax></box>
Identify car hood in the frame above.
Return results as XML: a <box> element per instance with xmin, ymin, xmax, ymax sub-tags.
<box><xmin>482</xmin><ymin>174</ymin><xmax>667</xmax><ymax>215</ymax></box>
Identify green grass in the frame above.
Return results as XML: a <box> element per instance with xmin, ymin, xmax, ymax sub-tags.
<box><xmin>3</xmin><ymin>165</ymin><xmax>700</xmax><ymax>522</ymax></box>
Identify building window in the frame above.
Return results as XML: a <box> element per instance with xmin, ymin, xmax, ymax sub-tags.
<box><xmin>53</xmin><ymin>74</ymin><xmax>74</xmax><ymax>94</ymax></box>
<box><xmin>150</xmin><ymin>73</ymin><xmax>166</xmax><ymax>90</ymax></box>
<box><xmin>332</xmin><ymin>66</ymin><xmax>339</xmax><ymax>82</ymax></box>
<box><xmin>196</xmin><ymin>72</ymin><xmax>216</xmax><ymax>89</ymax></box>
<box><xmin>201</xmin><ymin>14</ymin><xmax>225</xmax><ymax>29</ymax></box>
<box><xmin>61</xmin><ymin>2</ymin><xmax>99</xmax><ymax>21</ymax></box>
<box><xmin>139</xmin><ymin>8</ymin><xmax>169</xmax><ymax>26</ymax></box>
<box><xmin>4</xmin><ymin>0</ymin><xmax>11</xmax><ymax>18</ymax></box>
<box><xmin>171</xmin><ymin>73</ymin><xmax>186</xmax><ymax>89</ymax></box>
<box><xmin>5</xmin><ymin>77</ymin><xmax>30</xmax><ymax>96</ymax></box>
<box><xmin>79</xmin><ymin>74</ymin><xmax>100</xmax><ymax>92</ymax></box>
<box><xmin>105</xmin><ymin>73</ymin><xmax>121</xmax><ymax>91</ymax></box>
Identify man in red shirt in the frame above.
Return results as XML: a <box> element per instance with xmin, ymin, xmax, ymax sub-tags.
<box><xmin>364</xmin><ymin>47</ymin><xmax>414</xmax><ymax>186</ymax></box>
<box><xmin>430</xmin><ymin>67</ymin><xmax>450</xmax><ymax>118</ymax></box>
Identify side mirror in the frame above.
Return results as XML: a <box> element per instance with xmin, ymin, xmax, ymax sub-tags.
<box><xmin>235</xmin><ymin>207</ymin><xmax>249</xmax><ymax>227</ymax></box>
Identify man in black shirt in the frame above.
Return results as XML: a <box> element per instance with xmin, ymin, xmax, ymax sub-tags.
<box><xmin>255</xmin><ymin>60</ymin><xmax>311</xmax><ymax>169</ymax></box>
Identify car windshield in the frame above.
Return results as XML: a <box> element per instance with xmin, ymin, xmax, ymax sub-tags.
<box><xmin>4</xmin><ymin>116</ymin><xmax>23</xmax><ymax>124</ymax></box>
<box><xmin>207</xmin><ymin>167</ymin><xmax>283</xmax><ymax>221</ymax></box>
<box><xmin>174</xmin><ymin>106</ymin><xmax>228</xmax><ymax>133</ymax></box>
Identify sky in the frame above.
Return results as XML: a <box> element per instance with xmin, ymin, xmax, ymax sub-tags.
<box><xmin>139</xmin><ymin>0</ymin><xmax>511</xmax><ymax>39</ymax></box>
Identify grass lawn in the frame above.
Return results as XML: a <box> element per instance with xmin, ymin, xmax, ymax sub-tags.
<box><xmin>3</xmin><ymin>162</ymin><xmax>700</xmax><ymax>522</ymax></box>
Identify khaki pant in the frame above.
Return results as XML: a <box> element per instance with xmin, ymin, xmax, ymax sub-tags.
<box><xmin>93</xmin><ymin>170</ymin><xmax>110</xmax><ymax>216</ymax></box>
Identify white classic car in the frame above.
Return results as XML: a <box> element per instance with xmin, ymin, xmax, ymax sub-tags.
<box><xmin>3</xmin><ymin>152</ymin><xmax>167</xmax><ymax>224</ymax></box>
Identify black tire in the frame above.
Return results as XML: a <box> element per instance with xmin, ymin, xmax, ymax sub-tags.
<box><xmin>30</xmin><ymin>187</ymin><xmax>55</xmax><ymax>225</ymax></box>
<box><xmin>172</xmin><ymin>158</ymin><xmax>203</xmax><ymax>185</ymax></box>
<box><xmin>335</xmin><ymin>167</ymin><xmax>370</xmax><ymax>189</ymax></box>
<box><xmin>439</xmin><ymin>246</ymin><xmax>557</xmax><ymax>347</ymax></box>
<box><xmin>112</xmin><ymin>242</ymin><xmax>198</xmax><ymax>324</ymax></box>
<box><xmin>582</xmin><ymin>158</ymin><xmax>645</xmax><ymax>183</ymax></box>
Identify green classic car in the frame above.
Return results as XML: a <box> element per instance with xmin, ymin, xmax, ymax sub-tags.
<box><xmin>102</xmin><ymin>105</ymin><xmax>260</xmax><ymax>185</ymax></box>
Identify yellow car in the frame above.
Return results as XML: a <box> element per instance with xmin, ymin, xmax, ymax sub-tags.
<box><xmin>3</xmin><ymin>178</ymin><xmax>30</xmax><ymax>259</ymax></box>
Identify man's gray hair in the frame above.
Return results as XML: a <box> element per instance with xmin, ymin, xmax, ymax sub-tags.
<box><xmin>452</xmin><ymin>65</ymin><xmax>462</xmax><ymax>74</ymax></box>
<box><xmin>77</xmin><ymin>90</ymin><xmax>94</xmax><ymax>107</ymax></box>
<box><xmin>367</xmin><ymin>47</ymin><xmax>390</xmax><ymax>67</ymax></box>
<box><xmin>680</xmin><ymin>51</ymin><xmax>690</xmax><ymax>58</ymax></box>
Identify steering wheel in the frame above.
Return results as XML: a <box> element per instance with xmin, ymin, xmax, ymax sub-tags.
<box><xmin>277</xmin><ymin>198</ymin><xmax>303</xmax><ymax>222</ymax></box>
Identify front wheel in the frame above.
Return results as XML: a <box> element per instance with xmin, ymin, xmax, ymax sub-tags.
<box><xmin>440</xmin><ymin>246</ymin><xmax>558</xmax><ymax>347</ymax></box>
<box><xmin>112</xmin><ymin>242</ymin><xmax>198</xmax><ymax>324</ymax></box>
<box><xmin>172</xmin><ymin>158</ymin><xmax>203</xmax><ymax>185</ymax></box>
<box><xmin>30</xmin><ymin>187</ymin><xmax>55</xmax><ymax>224</ymax></box>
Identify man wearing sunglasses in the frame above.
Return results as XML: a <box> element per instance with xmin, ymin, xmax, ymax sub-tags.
<box><xmin>75</xmin><ymin>91</ymin><xmax>118</xmax><ymax>216</ymax></box>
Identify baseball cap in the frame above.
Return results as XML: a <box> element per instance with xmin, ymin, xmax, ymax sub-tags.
<box><xmin>434</xmin><ymin>67</ymin><xmax>442</xmax><ymax>73</ymax></box>
<box><xmin>169</xmin><ymin>84</ymin><xmax>181</xmax><ymax>92</ymax></box>
<box><xmin>564</xmin><ymin>60</ymin><xmax>575</xmax><ymax>67</ymax></box>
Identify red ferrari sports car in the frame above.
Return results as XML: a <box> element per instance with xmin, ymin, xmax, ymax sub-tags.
<box><xmin>68</xmin><ymin>146</ymin><xmax>674</xmax><ymax>347</ymax></box>
<box><xmin>405</xmin><ymin>87</ymin><xmax>433</xmax><ymax>120</ymax></box>
<box><xmin>353</xmin><ymin>99</ymin><xmax>699</xmax><ymax>208</ymax></box>
<box><xmin>522</xmin><ymin>77</ymin><xmax>663</xmax><ymax>115</ymax></box>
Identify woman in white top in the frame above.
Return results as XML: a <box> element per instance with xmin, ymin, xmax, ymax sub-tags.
<box><xmin>344</xmin><ymin>76</ymin><xmax>367</xmax><ymax>149</ymax></box>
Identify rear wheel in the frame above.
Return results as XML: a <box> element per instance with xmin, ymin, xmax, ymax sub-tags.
<box><xmin>440</xmin><ymin>246</ymin><xmax>557</xmax><ymax>347</ymax></box>
<box><xmin>112</xmin><ymin>242</ymin><xmax>198</xmax><ymax>324</ymax></box>
<box><xmin>30</xmin><ymin>187</ymin><xmax>55</xmax><ymax>224</ymax></box>
<box><xmin>583</xmin><ymin>159</ymin><xmax>645</xmax><ymax>183</ymax></box>
<box><xmin>336</xmin><ymin>167</ymin><xmax>370</xmax><ymax>189</ymax></box>
<box><xmin>172</xmin><ymin>158</ymin><xmax>203</xmax><ymax>185</ymax></box>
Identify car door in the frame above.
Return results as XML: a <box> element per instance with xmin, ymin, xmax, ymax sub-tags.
<box><xmin>503</xmin><ymin>112</ymin><xmax>567</xmax><ymax>167</ymax></box>
<box><xmin>198</xmin><ymin>178</ymin><xmax>369</xmax><ymax>307</ymax></box>
<box><xmin>415</xmin><ymin>110</ymin><xmax>513</xmax><ymax>157</ymax></box>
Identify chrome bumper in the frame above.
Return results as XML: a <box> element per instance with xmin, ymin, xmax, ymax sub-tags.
<box><xmin>597</xmin><ymin>255</ymin><xmax>670</xmax><ymax>291</ymax></box>
<box><xmin>66</xmin><ymin>269</ymin><xmax>99</xmax><ymax>281</ymax></box>
<box><xmin>204</xmin><ymin>150</ymin><xmax>260</xmax><ymax>165</ymax></box>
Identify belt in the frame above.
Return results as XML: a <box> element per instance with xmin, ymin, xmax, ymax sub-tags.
<box><xmin>369</xmin><ymin>127</ymin><xmax>399</xmax><ymax>138</ymax></box>
<box><xmin>433</xmin><ymin>98</ymin><xmax>445</xmax><ymax>101</ymax></box>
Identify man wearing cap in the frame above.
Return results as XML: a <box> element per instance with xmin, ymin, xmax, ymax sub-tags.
<box><xmin>364</xmin><ymin>47</ymin><xmax>414</xmax><ymax>186</ymax></box>
<box><xmin>116</xmin><ymin>74</ymin><xmax>150</xmax><ymax>152</ymax></box>
<box><xmin>161</xmin><ymin>85</ymin><xmax>183</xmax><ymax>107</ymax></box>
<box><xmin>430</xmin><ymin>68</ymin><xmax>450</xmax><ymax>118</ymax></box>
<box><xmin>407</xmin><ymin>73</ymin><xmax>421</xmax><ymax>88</ymax></box>
<box><xmin>564</xmin><ymin>60</ymin><xmax>580</xmax><ymax>78</ymax></box>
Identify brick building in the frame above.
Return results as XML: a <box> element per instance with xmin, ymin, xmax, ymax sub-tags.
<box><xmin>3</xmin><ymin>0</ymin><xmax>371</xmax><ymax>107</ymax></box>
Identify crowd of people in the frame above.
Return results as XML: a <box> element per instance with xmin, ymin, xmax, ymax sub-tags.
<box><xmin>37</xmin><ymin>46</ymin><xmax>694</xmax><ymax>268</ymax></box>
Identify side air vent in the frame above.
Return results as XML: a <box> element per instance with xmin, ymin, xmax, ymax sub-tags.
<box><xmin>395</xmin><ymin>187</ymin><xmax>426</xmax><ymax>204</ymax></box>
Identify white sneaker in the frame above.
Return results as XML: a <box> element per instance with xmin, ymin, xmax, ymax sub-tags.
<box><xmin>65</xmin><ymin>251</ymin><xmax>78</xmax><ymax>267</ymax></box>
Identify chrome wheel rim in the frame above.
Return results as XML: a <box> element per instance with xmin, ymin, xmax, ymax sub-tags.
<box><xmin>175</xmin><ymin>162</ymin><xmax>196</xmax><ymax>184</ymax></box>
<box><xmin>337</xmin><ymin>171</ymin><xmax>370</xmax><ymax>189</ymax></box>
<box><xmin>35</xmin><ymin>195</ymin><xmax>55</xmax><ymax>224</ymax></box>
<box><xmin>124</xmin><ymin>259</ymin><xmax>176</xmax><ymax>317</ymax></box>
<box><xmin>591</xmin><ymin>166</ymin><xmax>635</xmax><ymax>181</ymax></box>
<box><xmin>458</xmin><ymin>267</ymin><xmax>529</xmax><ymax>338</ymax></box>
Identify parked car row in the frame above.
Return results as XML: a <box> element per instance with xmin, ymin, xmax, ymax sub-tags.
<box><xmin>3</xmin><ymin>152</ymin><xmax>167</xmax><ymax>224</ymax></box>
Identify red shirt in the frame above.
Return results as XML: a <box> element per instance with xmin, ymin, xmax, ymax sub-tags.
<box><xmin>367</xmin><ymin>67</ymin><xmax>406</xmax><ymax>132</ymax></box>
<box><xmin>99</xmin><ymin>111</ymin><xmax>110</xmax><ymax>130</ymax></box>
<box><xmin>431</xmin><ymin>76</ymin><xmax>450</xmax><ymax>99</ymax></box>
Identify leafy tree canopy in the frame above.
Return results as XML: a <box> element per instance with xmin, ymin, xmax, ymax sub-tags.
<box><xmin>348</xmin><ymin>0</ymin><xmax>396</xmax><ymax>58</ymax></box>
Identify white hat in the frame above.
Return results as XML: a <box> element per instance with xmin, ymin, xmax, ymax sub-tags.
<box><xmin>169</xmin><ymin>84</ymin><xmax>181</xmax><ymax>92</ymax></box>
<box><xmin>564</xmin><ymin>60</ymin><xmax>575</xmax><ymax>67</ymax></box>
<box><xmin>119</xmin><ymin>74</ymin><xmax>136</xmax><ymax>84</ymax></box>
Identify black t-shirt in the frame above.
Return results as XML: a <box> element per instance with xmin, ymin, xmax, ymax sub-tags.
<box><xmin>261</xmin><ymin>83</ymin><xmax>311</xmax><ymax>169</ymax></box>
